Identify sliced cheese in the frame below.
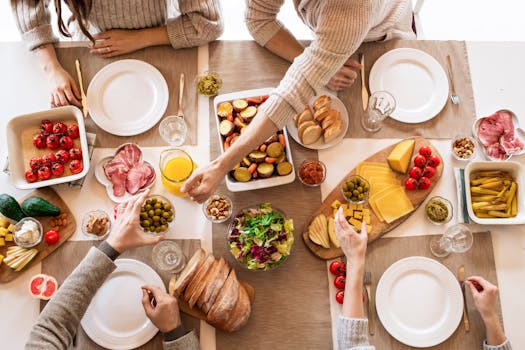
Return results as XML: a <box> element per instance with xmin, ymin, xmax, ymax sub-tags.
<box><xmin>375</xmin><ymin>187</ymin><xmax>415</xmax><ymax>224</ymax></box>
<box><xmin>369</xmin><ymin>176</ymin><xmax>400</xmax><ymax>186</ymax></box>
<box><xmin>357</xmin><ymin>162</ymin><xmax>390</xmax><ymax>174</ymax></box>
<box><xmin>387</xmin><ymin>139</ymin><xmax>415</xmax><ymax>174</ymax></box>
<box><xmin>327</xmin><ymin>217</ymin><xmax>340</xmax><ymax>248</ymax></box>
<box><xmin>368</xmin><ymin>185</ymin><xmax>401</xmax><ymax>222</ymax></box>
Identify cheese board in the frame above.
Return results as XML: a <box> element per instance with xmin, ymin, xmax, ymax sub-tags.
<box><xmin>303</xmin><ymin>136</ymin><xmax>444</xmax><ymax>260</ymax></box>
<box><xmin>0</xmin><ymin>187</ymin><xmax>76</xmax><ymax>283</ymax></box>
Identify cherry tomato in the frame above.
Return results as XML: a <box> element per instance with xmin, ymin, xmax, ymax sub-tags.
<box><xmin>37</xmin><ymin>166</ymin><xmax>51</xmax><ymax>180</ymax></box>
<box><xmin>40</xmin><ymin>120</ymin><xmax>54</xmax><ymax>134</ymax></box>
<box><xmin>69</xmin><ymin>160</ymin><xmax>83</xmax><ymax>174</ymax></box>
<box><xmin>29</xmin><ymin>157</ymin><xmax>42</xmax><ymax>170</ymax></box>
<box><xmin>335</xmin><ymin>290</ymin><xmax>344</xmax><ymax>304</ymax></box>
<box><xmin>413</xmin><ymin>155</ymin><xmax>427</xmax><ymax>168</ymax></box>
<box><xmin>51</xmin><ymin>163</ymin><xmax>65</xmax><ymax>176</ymax></box>
<box><xmin>427</xmin><ymin>155</ymin><xmax>441</xmax><ymax>168</ymax></box>
<box><xmin>69</xmin><ymin>148</ymin><xmax>83</xmax><ymax>161</ymax></box>
<box><xmin>334</xmin><ymin>275</ymin><xmax>346</xmax><ymax>289</ymax></box>
<box><xmin>329</xmin><ymin>260</ymin><xmax>346</xmax><ymax>276</ymax></box>
<box><xmin>422</xmin><ymin>166</ymin><xmax>435</xmax><ymax>179</ymax></box>
<box><xmin>59</xmin><ymin>136</ymin><xmax>74</xmax><ymax>150</ymax></box>
<box><xmin>418</xmin><ymin>146</ymin><xmax>432</xmax><ymax>158</ymax></box>
<box><xmin>52</xmin><ymin>122</ymin><xmax>67</xmax><ymax>135</ymax></box>
<box><xmin>42</xmin><ymin>153</ymin><xmax>57</xmax><ymax>165</ymax></box>
<box><xmin>25</xmin><ymin>170</ymin><xmax>38</xmax><ymax>183</ymax></box>
<box><xmin>404</xmin><ymin>177</ymin><xmax>418</xmax><ymax>190</ymax></box>
<box><xmin>46</xmin><ymin>134</ymin><xmax>60</xmax><ymax>149</ymax></box>
<box><xmin>44</xmin><ymin>230</ymin><xmax>60</xmax><ymax>245</ymax></box>
<box><xmin>418</xmin><ymin>176</ymin><xmax>432</xmax><ymax>190</ymax></box>
<box><xmin>408</xmin><ymin>166</ymin><xmax>423</xmax><ymax>180</ymax></box>
<box><xmin>33</xmin><ymin>134</ymin><xmax>47</xmax><ymax>149</ymax></box>
<box><xmin>55</xmin><ymin>150</ymin><xmax>70</xmax><ymax>164</ymax></box>
<box><xmin>66</xmin><ymin>124</ymin><xmax>80</xmax><ymax>139</ymax></box>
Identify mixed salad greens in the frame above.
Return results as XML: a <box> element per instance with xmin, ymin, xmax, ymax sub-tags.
<box><xmin>228</xmin><ymin>203</ymin><xmax>294</xmax><ymax>271</ymax></box>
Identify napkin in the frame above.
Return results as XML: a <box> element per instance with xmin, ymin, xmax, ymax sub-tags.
<box><xmin>454</xmin><ymin>167</ymin><xmax>470</xmax><ymax>224</ymax></box>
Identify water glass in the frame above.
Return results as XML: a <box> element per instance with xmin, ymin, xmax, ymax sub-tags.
<box><xmin>152</xmin><ymin>240</ymin><xmax>186</xmax><ymax>273</ymax></box>
<box><xmin>430</xmin><ymin>223</ymin><xmax>474</xmax><ymax>258</ymax></box>
<box><xmin>361</xmin><ymin>91</ymin><xmax>396</xmax><ymax>133</ymax></box>
<box><xmin>159</xmin><ymin>116</ymin><xmax>188</xmax><ymax>146</ymax></box>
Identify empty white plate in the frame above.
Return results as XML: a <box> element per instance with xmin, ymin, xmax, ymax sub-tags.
<box><xmin>369</xmin><ymin>48</ymin><xmax>449</xmax><ymax>123</ymax></box>
<box><xmin>376</xmin><ymin>256</ymin><xmax>463</xmax><ymax>348</ymax></box>
<box><xmin>81</xmin><ymin>259</ymin><xmax>165</xmax><ymax>349</ymax></box>
<box><xmin>87</xmin><ymin>59</ymin><xmax>169</xmax><ymax>136</ymax></box>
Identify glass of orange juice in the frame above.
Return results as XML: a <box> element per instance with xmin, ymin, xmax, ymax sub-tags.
<box><xmin>160</xmin><ymin>149</ymin><xmax>194</xmax><ymax>196</ymax></box>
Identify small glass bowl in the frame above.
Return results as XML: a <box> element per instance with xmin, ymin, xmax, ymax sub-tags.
<box><xmin>13</xmin><ymin>217</ymin><xmax>43</xmax><ymax>248</ymax></box>
<box><xmin>82</xmin><ymin>210</ymin><xmax>111</xmax><ymax>240</ymax></box>
<box><xmin>341</xmin><ymin>175</ymin><xmax>370</xmax><ymax>204</ymax></box>
<box><xmin>451</xmin><ymin>135</ymin><xmax>477</xmax><ymax>161</ymax></box>
<box><xmin>202</xmin><ymin>194</ymin><xmax>233</xmax><ymax>223</ymax></box>
<box><xmin>298</xmin><ymin>160</ymin><xmax>326</xmax><ymax>187</ymax></box>
<box><xmin>139</xmin><ymin>195</ymin><xmax>175</xmax><ymax>234</ymax></box>
<box><xmin>425</xmin><ymin>196</ymin><xmax>453</xmax><ymax>225</ymax></box>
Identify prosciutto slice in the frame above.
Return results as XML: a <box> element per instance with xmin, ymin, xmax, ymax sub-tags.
<box><xmin>126</xmin><ymin>163</ymin><xmax>156</xmax><ymax>195</ymax></box>
<box><xmin>477</xmin><ymin>111</ymin><xmax>524</xmax><ymax>158</ymax></box>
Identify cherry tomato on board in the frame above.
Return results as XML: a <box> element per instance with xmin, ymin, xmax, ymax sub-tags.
<box><xmin>335</xmin><ymin>290</ymin><xmax>344</xmax><ymax>304</ymax></box>
<box><xmin>409</xmin><ymin>166</ymin><xmax>423</xmax><ymax>180</ymax></box>
<box><xmin>413</xmin><ymin>155</ymin><xmax>427</xmax><ymax>168</ymax></box>
<box><xmin>418</xmin><ymin>177</ymin><xmax>432</xmax><ymax>190</ymax></box>
<box><xmin>44</xmin><ymin>230</ymin><xmax>60</xmax><ymax>245</ymax></box>
<box><xmin>427</xmin><ymin>155</ymin><xmax>441</xmax><ymax>168</ymax></box>
<box><xmin>334</xmin><ymin>275</ymin><xmax>346</xmax><ymax>290</ymax></box>
<box><xmin>329</xmin><ymin>260</ymin><xmax>346</xmax><ymax>276</ymax></box>
<box><xmin>423</xmin><ymin>166</ymin><xmax>435</xmax><ymax>179</ymax></box>
<box><xmin>418</xmin><ymin>146</ymin><xmax>432</xmax><ymax>158</ymax></box>
<box><xmin>404</xmin><ymin>177</ymin><xmax>418</xmax><ymax>190</ymax></box>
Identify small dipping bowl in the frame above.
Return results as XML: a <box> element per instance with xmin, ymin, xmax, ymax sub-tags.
<box><xmin>13</xmin><ymin>217</ymin><xmax>43</xmax><ymax>248</ymax></box>
<box><xmin>298</xmin><ymin>160</ymin><xmax>326</xmax><ymax>187</ymax></box>
<box><xmin>451</xmin><ymin>135</ymin><xmax>477</xmax><ymax>161</ymax></box>
<box><xmin>425</xmin><ymin>196</ymin><xmax>453</xmax><ymax>225</ymax></box>
<box><xmin>202</xmin><ymin>194</ymin><xmax>233</xmax><ymax>223</ymax></box>
<box><xmin>341</xmin><ymin>175</ymin><xmax>370</xmax><ymax>204</ymax></box>
<box><xmin>82</xmin><ymin>210</ymin><xmax>112</xmax><ymax>240</ymax></box>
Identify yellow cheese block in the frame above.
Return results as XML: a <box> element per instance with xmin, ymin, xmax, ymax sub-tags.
<box><xmin>353</xmin><ymin>211</ymin><xmax>363</xmax><ymax>220</ymax></box>
<box><xmin>387</xmin><ymin>139</ymin><xmax>415</xmax><ymax>174</ymax></box>
<box><xmin>375</xmin><ymin>187</ymin><xmax>415</xmax><ymax>224</ymax></box>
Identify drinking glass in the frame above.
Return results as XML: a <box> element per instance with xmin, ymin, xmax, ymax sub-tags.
<box><xmin>152</xmin><ymin>240</ymin><xmax>186</xmax><ymax>273</ymax></box>
<box><xmin>430</xmin><ymin>223</ymin><xmax>474</xmax><ymax>258</ymax></box>
<box><xmin>159</xmin><ymin>116</ymin><xmax>188</xmax><ymax>147</ymax></box>
<box><xmin>159</xmin><ymin>148</ymin><xmax>194</xmax><ymax>196</ymax></box>
<box><xmin>361</xmin><ymin>91</ymin><xmax>396</xmax><ymax>133</ymax></box>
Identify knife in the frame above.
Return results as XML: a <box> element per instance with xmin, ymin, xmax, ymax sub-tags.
<box><xmin>359</xmin><ymin>54</ymin><xmax>369</xmax><ymax>111</ymax></box>
<box><xmin>177</xmin><ymin>73</ymin><xmax>185</xmax><ymax>120</ymax></box>
<box><xmin>457</xmin><ymin>265</ymin><xmax>470</xmax><ymax>332</ymax></box>
<box><xmin>75</xmin><ymin>59</ymin><xmax>88</xmax><ymax>118</ymax></box>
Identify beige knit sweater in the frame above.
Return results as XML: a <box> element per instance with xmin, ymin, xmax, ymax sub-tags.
<box><xmin>245</xmin><ymin>0</ymin><xmax>415</xmax><ymax>129</ymax></box>
<box><xmin>11</xmin><ymin>0</ymin><xmax>223</xmax><ymax>51</ymax></box>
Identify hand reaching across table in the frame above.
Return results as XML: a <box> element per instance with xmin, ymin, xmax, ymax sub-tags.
<box><xmin>89</xmin><ymin>29</ymin><xmax>168</xmax><ymax>59</ymax></box>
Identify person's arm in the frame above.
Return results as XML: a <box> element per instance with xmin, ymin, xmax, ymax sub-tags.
<box><xmin>10</xmin><ymin>0</ymin><xmax>57</xmax><ymax>51</ymax></box>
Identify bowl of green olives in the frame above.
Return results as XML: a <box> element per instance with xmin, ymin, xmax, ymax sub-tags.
<box><xmin>139</xmin><ymin>195</ymin><xmax>175</xmax><ymax>234</ymax></box>
<box><xmin>341</xmin><ymin>175</ymin><xmax>370</xmax><ymax>204</ymax></box>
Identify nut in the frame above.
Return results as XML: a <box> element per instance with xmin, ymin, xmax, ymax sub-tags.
<box><xmin>453</xmin><ymin>137</ymin><xmax>475</xmax><ymax>159</ymax></box>
<box><xmin>205</xmin><ymin>195</ymin><xmax>231</xmax><ymax>221</ymax></box>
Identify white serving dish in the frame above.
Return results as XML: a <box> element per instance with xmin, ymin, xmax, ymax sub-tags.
<box><xmin>465</xmin><ymin>161</ymin><xmax>525</xmax><ymax>225</ymax></box>
<box><xmin>6</xmin><ymin>106</ymin><xmax>90</xmax><ymax>189</ymax></box>
<box><xmin>213</xmin><ymin>88</ymin><xmax>296</xmax><ymax>192</ymax></box>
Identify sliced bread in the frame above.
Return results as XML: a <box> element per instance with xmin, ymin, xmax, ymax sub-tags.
<box><xmin>313</xmin><ymin>95</ymin><xmax>331</xmax><ymax>111</ymax></box>
<box><xmin>222</xmin><ymin>283</ymin><xmax>252</xmax><ymax>332</ymax></box>
<box><xmin>171</xmin><ymin>248</ymin><xmax>206</xmax><ymax>297</ymax></box>
<box><xmin>184</xmin><ymin>255</ymin><xmax>216</xmax><ymax>308</ymax></box>
<box><xmin>206</xmin><ymin>269</ymin><xmax>240</xmax><ymax>327</ymax></box>
<box><xmin>324</xmin><ymin>120</ymin><xmax>343</xmax><ymax>144</ymax></box>
<box><xmin>201</xmin><ymin>259</ymin><xmax>230</xmax><ymax>314</ymax></box>
<box><xmin>301</xmin><ymin>125</ymin><xmax>323</xmax><ymax>145</ymax></box>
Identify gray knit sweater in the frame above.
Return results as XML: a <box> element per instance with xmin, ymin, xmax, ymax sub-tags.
<box><xmin>245</xmin><ymin>0</ymin><xmax>414</xmax><ymax>129</ymax></box>
<box><xmin>11</xmin><ymin>0</ymin><xmax>223</xmax><ymax>51</ymax></box>
<box><xmin>26</xmin><ymin>246</ymin><xmax>199</xmax><ymax>350</ymax></box>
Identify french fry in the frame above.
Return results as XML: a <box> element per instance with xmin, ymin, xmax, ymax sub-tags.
<box><xmin>505</xmin><ymin>182</ymin><xmax>517</xmax><ymax>208</ymax></box>
<box><xmin>511</xmin><ymin>195</ymin><xmax>517</xmax><ymax>216</ymax></box>
<box><xmin>471</xmin><ymin>187</ymin><xmax>500</xmax><ymax>195</ymax></box>
<box><xmin>479</xmin><ymin>181</ymin><xmax>503</xmax><ymax>189</ymax></box>
<box><xmin>488</xmin><ymin>210</ymin><xmax>513</xmax><ymax>218</ymax></box>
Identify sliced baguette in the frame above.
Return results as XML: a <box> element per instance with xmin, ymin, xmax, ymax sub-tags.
<box><xmin>222</xmin><ymin>283</ymin><xmax>252</xmax><ymax>332</ymax></box>
<box><xmin>297</xmin><ymin>107</ymin><xmax>314</xmax><ymax>126</ymax></box>
<box><xmin>313</xmin><ymin>95</ymin><xmax>331</xmax><ymax>111</ymax></box>
<box><xmin>297</xmin><ymin>121</ymin><xmax>316</xmax><ymax>140</ymax></box>
<box><xmin>301</xmin><ymin>125</ymin><xmax>323</xmax><ymax>145</ymax></box>
<box><xmin>314</xmin><ymin>106</ymin><xmax>332</xmax><ymax>122</ymax></box>
<box><xmin>184</xmin><ymin>254</ymin><xmax>216</xmax><ymax>307</ymax></box>
<box><xmin>321</xmin><ymin>110</ymin><xmax>340</xmax><ymax>130</ymax></box>
<box><xmin>206</xmin><ymin>269</ymin><xmax>240</xmax><ymax>327</ymax></box>
<box><xmin>171</xmin><ymin>248</ymin><xmax>206</xmax><ymax>297</ymax></box>
<box><xmin>324</xmin><ymin>120</ymin><xmax>344</xmax><ymax>144</ymax></box>
<box><xmin>202</xmin><ymin>260</ymin><xmax>230</xmax><ymax>314</ymax></box>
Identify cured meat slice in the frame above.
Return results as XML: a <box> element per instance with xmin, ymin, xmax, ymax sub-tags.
<box><xmin>477</xmin><ymin>111</ymin><xmax>524</xmax><ymax>158</ymax></box>
<box><xmin>125</xmin><ymin>163</ymin><xmax>156</xmax><ymax>195</ymax></box>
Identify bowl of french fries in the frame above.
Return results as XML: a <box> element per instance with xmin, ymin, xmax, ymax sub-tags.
<box><xmin>465</xmin><ymin>161</ymin><xmax>525</xmax><ymax>224</ymax></box>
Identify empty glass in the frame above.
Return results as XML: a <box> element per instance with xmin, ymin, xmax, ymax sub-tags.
<box><xmin>152</xmin><ymin>240</ymin><xmax>186</xmax><ymax>273</ymax></box>
<box><xmin>430</xmin><ymin>223</ymin><xmax>474</xmax><ymax>258</ymax></box>
<box><xmin>361</xmin><ymin>91</ymin><xmax>396</xmax><ymax>133</ymax></box>
<box><xmin>159</xmin><ymin>116</ymin><xmax>188</xmax><ymax>146</ymax></box>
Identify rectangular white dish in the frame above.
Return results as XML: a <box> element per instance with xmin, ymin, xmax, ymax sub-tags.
<box><xmin>213</xmin><ymin>88</ymin><xmax>296</xmax><ymax>192</ymax></box>
<box><xmin>465</xmin><ymin>161</ymin><xmax>525</xmax><ymax>225</ymax></box>
<box><xmin>6</xmin><ymin>106</ymin><xmax>90</xmax><ymax>189</ymax></box>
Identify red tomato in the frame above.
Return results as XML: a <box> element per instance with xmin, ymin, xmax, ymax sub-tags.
<box><xmin>40</xmin><ymin>120</ymin><xmax>54</xmax><ymax>134</ymax></box>
<box><xmin>413</xmin><ymin>155</ymin><xmax>427</xmax><ymax>168</ymax></box>
<box><xmin>329</xmin><ymin>260</ymin><xmax>346</xmax><ymax>276</ymax></box>
<box><xmin>42</xmin><ymin>153</ymin><xmax>57</xmax><ymax>165</ymax></box>
<box><xmin>335</xmin><ymin>290</ymin><xmax>344</xmax><ymax>304</ymax></box>
<box><xmin>408</xmin><ymin>166</ymin><xmax>423</xmax><ymax>179</ymax></box>
<box><xmin>69</xmin><ymin>160</ymin><xmax>83</xmax><ymax>174</ymax></box>
<box><xmin>428</xmin><ymin>155</ymin><xmax>441</xmax><ymax>168</ymax></box>
<box><xmin>29</xmin><ymin>157</ymin><xmax>42</xmax><ymax>170</ymax></box>
<box><xmin>46</xmin><ymin>135</ymin><xmax>60</xmax><ymax>149</ymax></box>
<box><xmin>418</xmin><ymin>177</ymin><xmax>432</xmax><ymax>190</ymax></box>
<box><xmin>59</xmin><ymin>136</ymin><xmax>74</xmax><ymax>150</ymax></box>
<box><xmin>37</xmin><ymin>166</ymin><xmax>51</xmax><ymax>180</ymax></box>
<box><xmin>66</xmin><ymin>124</ymin><xmax>80</xmax><ymax>139</ymax></box>
<box><xmin>423</xmin><ymin>166</ymin><xmax>435</xmax><ymax>179</ymax></box>
<box><xmin>25</xmin><ymin>170</ymin><xmax>38</xmax><ymax>183</ymax></box>
<box><xmin>44</xmin><ymin>230</ymin><xmax>60</xmax><ymax>245</ymax></box>
<box><xmin>55</xmin><ymin>150</ymin><xmax>70</xmax><ymax>164</ymax></box>
<box><xmin>69</xmin><ymin>148</ymin><xmax>83</xmax><ymax>160</ymax></box>
<box><xmin>334</xmin><ymin>275</ymin><xmax>346</xmax><ymax>289</ymax></box>
<box><xmin>52</xmin><ymin>122</ymin><xmax>67</xmax><ymax>135</ymax></box>
<box><xmin>51</xmin><ymin>163</ymin><xmax>65</xmax><ymax>176</ymax></box>
<box><xmin>33</xmin><ymin>134</ymin><xmax>47</xmax><ymax>149</ymax></box>
<box><xmin>418</xmin><ymin>146</ymin><xmax>432</xmax><ymax>158</ymax></box>
<box><xmin>404</xmin><ymin>177</ymin><xmax>418</xmax><ymax>190</ymax></box>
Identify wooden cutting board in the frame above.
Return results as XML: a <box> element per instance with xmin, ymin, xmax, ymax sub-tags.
<box><xmin>0</xmin><ymin>187</ymin><xmax>76</xmax><ymax>283</ymax></box>
<box><xmin>303</xmin><ymin>136</ymin><xmax>444</xmax><ymax>260</ymax></box>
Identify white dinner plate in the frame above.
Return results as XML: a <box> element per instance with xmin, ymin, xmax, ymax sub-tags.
<box><xmin>81</xmin><ymin>259</ymin><xmax>165</xmax><ymax>350</ymax></box>
<box><xmin>376</xmin><ymin>256</ymin><xmax>463</xmax><ymax>348</ymax></box>
<box><xmin>87</xmin><ymin>59</ymin><xmax>169</xmax><ymax>136</ymax></box>
<box><xmin>286</xmin><ymin>93</ymin><xmax>349</xmax><ymax>150</ymax></box>
<box><xmin>369</xmin><ymin>48</ymin><xmax>449</xmax><ymax>123</ymax></box>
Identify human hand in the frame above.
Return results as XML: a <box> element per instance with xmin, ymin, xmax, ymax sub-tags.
<box><xmin>465</xmin><ymin>276</ymin><xmax>500</xmax><ymax>323</ymax></box>
<box><xmin>105</xmin><ymin>190</ymin><xmax>164</xmax><ymax>253</ymax></box>
<box><xmin>141</xmin><ymin>285</ymin><xmax>182</xmax><ymax>333</ymax></box>
<box><xmin>180</xmin><ymin>160</ymin><xmax>225</xmax><ymax>203</ymax></box>
<box><xmin>334</xmin><ymin>207</ymin><xmax>368</xmax><ymax>264</ymax></box>
<box><xmin>89</xmin><ymin>30</ymin><xmax>148</xmax><ymax>58</ymax></box>
<box><xmin>47</xmin><ymin>65</ymin><xmax>82</xmax><ymax>108</ymax></box>
<box><xmin>326</xmin><ymin>58</ymin><xmax>361</xmax><ymax>91</ymax></box>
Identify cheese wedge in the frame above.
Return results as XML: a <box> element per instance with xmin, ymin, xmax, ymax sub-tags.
<box><xmin>327</xmin><ymin>217</ymin><xmax>340</xmax><ymax>248</ymax></box>
<box><xmin>309</xmin><ymin>214</ymin><xmax>330</xmax><ymax>248</ymax></box>
<box><xmin>375</xmin><ymin>187</ymin><xmax>414</xmax><ymax>224</ymax></box>
<box><xmin>387</xmin><ymin>139</ymin><xmax>415</xmax><ymax>174</ymax></box>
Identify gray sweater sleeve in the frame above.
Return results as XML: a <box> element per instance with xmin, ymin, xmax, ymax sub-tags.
<box><xmin>10</xmin><ymin>0</ymin><xmax>58</xmax><ymax>50</ymax></box>
<box><xmin>337</xmin><ymin>316</ymin><xmax>375</xmax><ymax>350</ymax></box>
<box><xmin>484</xmin><ymin>339</ymin><xmax>513</xmax><ymax>350</ymax></box>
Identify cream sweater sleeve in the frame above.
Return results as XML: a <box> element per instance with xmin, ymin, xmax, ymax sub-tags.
<box><xmin>245</xmin><ymin>0</ymin><xmax>285</xmax><ymax>46</ymax></box>
<box><xmin>257</xmin><ymin>0</ymin><xmax>373</xmax><ymax>129</ymax></box>
<box><xmin>10</xmin><ymin>0</ymin><xmax>58</xmax><ymax>50</ymax></box>
<box><xmin>167</xmin><ymin>0</ymin><xmax>223</xmax><ymax>48</ymax></box>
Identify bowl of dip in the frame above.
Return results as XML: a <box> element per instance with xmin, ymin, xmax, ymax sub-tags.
<box><xmin>13</xmin><ymin>217</ymin><xmax>43</xmax><ymax>248</ymax></box>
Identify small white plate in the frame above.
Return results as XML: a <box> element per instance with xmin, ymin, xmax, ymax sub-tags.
<box><xmin>87</xmin><ymin>59</ymin><xmax>169</xmax><ymax>136</ymax></box>
<box><xmin>369</xmin><ymin>48</ymin><xmax>449</xmax><ymax>123</ymax></box>
<box><xmin>286</xmin><ymin>93</ymin><xmax>349</xmax><ymax>150</ymax></box>
<box><xmin>81</xmin><ymin>259</ymin><xmax>165</xmax><ymax>350</ymax></box>
<box><xmin>376</xmin><ymin>256</ymin><xmax>463</xmax><ymax>348</ymax></box>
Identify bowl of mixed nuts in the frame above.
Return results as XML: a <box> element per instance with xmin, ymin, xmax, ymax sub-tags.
<box><xmin>202</xmin><ymin>194</ymin><xmax>232</xmax><ymax>223</ymax></box>
<box><xmin>452</xmin><ymin>135</ymin><xmax>477</xmax><ymax>161</ymax></box>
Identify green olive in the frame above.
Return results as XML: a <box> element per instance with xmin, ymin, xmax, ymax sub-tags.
<box><xmin>167</xmin><ymin>216</ymin><xmax>173</xmax><ymax>222</ymax></box>
<box><xmin>154</xmin><ymin>203</ymin><xmax>161</xmax><ymax>210</ymax></box>
<box><xmin>162</xmin><ymin>212</ymin><xmax>170</xmax><ymax>219</ymax></box>
<box><xmin>153</xmin><ymin>215</ymin><xmax>160</xmax><ymax>222</ymax></box>
<box><xmin>142</xmin><ymin>219</ymin><xmax>151</xmax><ymax>227</ymax></box>
<box><xmin>154</xmin><ymin>208</ymin><xmax>161</xmax><ymax>216</ymax></box>
<box><xmin>160</xmin><ymin>224</ymin><xmax>168</xmax><ymax>231</ymax></box>
<box><xmin>140</xmin><ymin>212</ymin><xmax>148</xmax><ymax>219</ymax></box>
<box><xmin>164</xmin><ymin>203</ymin><xmax>172</xmax><ymax>211</ymax></box>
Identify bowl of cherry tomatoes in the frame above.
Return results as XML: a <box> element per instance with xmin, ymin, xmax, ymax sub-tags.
<box><xmin>6</xmin><ymin>106</ymin><xmax>90</xmax><ymax>189</ymax></box>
